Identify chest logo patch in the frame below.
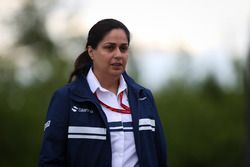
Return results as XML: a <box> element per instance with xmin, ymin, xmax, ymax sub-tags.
<box><xmin>72</xmin><ymin>106</ymin><xmax>94</xmax><ymax>114</ymax></box>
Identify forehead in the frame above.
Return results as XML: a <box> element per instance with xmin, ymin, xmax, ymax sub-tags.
<box><xmin>101</xmin><ymin>29</ymin><xmax>128</xmax><ymax>44</ymax></box>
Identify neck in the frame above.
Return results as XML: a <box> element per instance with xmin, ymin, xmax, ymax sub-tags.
<box><xmin>93</xmin><ymin>71</ymin><xmax>120</xmax><ymax>95</ymax></box>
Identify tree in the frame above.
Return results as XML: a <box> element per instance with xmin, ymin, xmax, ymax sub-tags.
<box><xmin>245</xmin><ymin>36</ymin><xmax>250</xmax><ymax>167</ymax></box>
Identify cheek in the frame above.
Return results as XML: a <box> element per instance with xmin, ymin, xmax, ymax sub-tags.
<box><xmin>94</xmin><ymin>52</ymin><xmax>106</xmax><ymax>62</ymax></box>
<box><xmin>98</xmin><ymin>54</ymin><xmax>112</xmax><ymax>67</ymax></box>
<box><xmin>124</xmin><ymin>54</ymin><xmax>129</xmax><ymax>63</ymax></box>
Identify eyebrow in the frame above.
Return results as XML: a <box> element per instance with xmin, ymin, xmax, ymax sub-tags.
<box><xmin>103</xmin><ymin>42</ymin><xmax>128</xmax><ymax>45</ymax></box>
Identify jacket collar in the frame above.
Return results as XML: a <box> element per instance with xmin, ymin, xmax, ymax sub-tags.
<box><xmin>122</xmin><ymin>72</ymin><xmax>145</xmax><ymax>96</ymax></box>
<box><xmin>87</xmin><ymin>67</ymin><xmax>128</xmax><ymax>95</ymax></box>
<box><xmin>69</xmin><ymin>71</ymin><xmax>145</xmax><ymax>102</ymax></box>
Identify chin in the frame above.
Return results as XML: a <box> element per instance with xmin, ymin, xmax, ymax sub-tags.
<box><xmin>110</xmin><ymin>69</ymin><xmax>124</xmax><ymax>77</ymax></box>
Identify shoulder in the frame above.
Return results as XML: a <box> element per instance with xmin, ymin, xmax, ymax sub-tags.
<box><xmin>53</xmin><ymin>78</ymin><xmax>83</xmax><ymax>96</ymax></box>
<box><xmin>123</xmin><ymin>72</ymin><xmax>152</xmax><ymax>91</ymax></box>
<box><xmin>123</xmin><ymin>72</ymin><xmax>155</xmax><ymax>100</ymax></box>
<box><xmin>53</xmin><ymin>84</ymin><xmax>71</xmax><ymax>96</ymax></box>
<box><xmin>51</xmin><ymin>76</ymin><xmax>93</xmax><ymax>103</ymax></box>
<box><xmin>123</xmin><ymin>72</ymin><xmax>146</xmax><ymax>90</ymax></box>
<box><xmin>50</xmin><ymin>80</ymin><xmax>79</xmax><ymax>102</ymax></box>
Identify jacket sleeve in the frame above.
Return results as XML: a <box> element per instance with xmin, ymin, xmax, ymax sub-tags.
<box><xmin>147</xmin><ymin>90</ymin><xmax>168</xmax><ymax>167</ymax></box>
<box><xmin>39</xmin><ymin>88</ymin><xmax>69</xmax><ymax>167</ymax></box>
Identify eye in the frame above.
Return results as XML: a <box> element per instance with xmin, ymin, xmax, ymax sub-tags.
<box><xmin>104</xmin><ymin>44</ymin><xmax>115</xmax><ymax>51</ymax></box>
<box><xmin>119</xmin><ymin>45</ymin><xmax>129</xmax><ymax>53</ymax></box>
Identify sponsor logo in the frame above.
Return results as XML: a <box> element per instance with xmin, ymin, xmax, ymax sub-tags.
<box><xmin>44</xmin><ymin>120</ymin><xmax>51</xmax><ymax>131</ymax></box>
<box><xmin>71</xmin><ymin>106</ymin><xmax>94</xmax><ymax>114</ymax></box>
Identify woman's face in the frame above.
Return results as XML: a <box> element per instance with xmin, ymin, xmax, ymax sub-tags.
<box><xmin>88</xmin><ymin>28</ymin><xmax>129</xmax><ymax>79</ymax></box>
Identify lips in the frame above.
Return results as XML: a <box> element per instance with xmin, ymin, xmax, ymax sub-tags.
<box><xmin>111</xmin><ymin>63</ymin><xmax>122</xmax><ymax>66</ymax></box>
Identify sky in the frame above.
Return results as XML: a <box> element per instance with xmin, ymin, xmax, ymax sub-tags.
<box><xmin>0</xmin><ymin>0</ymin><xmax>249</xmax><ymax>90</ymax></box>
<box><xmin>46</xmin><ymin>0</ymin><xmax>250</xmax><ymax>55</ymax></box>
<box><xmin>1</xmin><ymin>0</ymin><xmax>249</xmax><ymax>55</ymax></box>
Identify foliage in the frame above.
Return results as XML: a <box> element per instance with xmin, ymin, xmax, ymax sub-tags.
<box><xmin>155</xmin><ymin>78</ymin><xmax>245</xmax><ymax>167</ymax></box>
<box><xmin>0</xmin><ymin>56</ymin><xmax>246</xmax><ymax>167</ymax></box>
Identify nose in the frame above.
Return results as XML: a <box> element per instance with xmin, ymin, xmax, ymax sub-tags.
<box><xmin>114</xmin><ymin>47</ymin><xmax>122</xmax><ymax>58</ymax></box>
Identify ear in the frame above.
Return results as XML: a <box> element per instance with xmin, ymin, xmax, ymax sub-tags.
<box><xmin>87</xmin><ymin>46</ymin><xmax>94</xmax><ymax>60</ymax></box>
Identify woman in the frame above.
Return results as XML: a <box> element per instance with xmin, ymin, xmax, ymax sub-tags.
<box><xmin>39</xmin><ymin>18</ymin><xmax>167</xmax><ymax>167</ymax></box>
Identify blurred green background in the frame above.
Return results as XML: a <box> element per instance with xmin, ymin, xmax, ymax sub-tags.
<box><xmin>0</xmin><ymin>0</ymin><xmax>249</xmax><ymax>167</ymax></box>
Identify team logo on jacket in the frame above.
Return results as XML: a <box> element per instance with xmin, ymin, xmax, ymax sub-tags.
<box><xmin>71</xmin><ymin>106</ymin><xmax>94</xmax><ymax>114</ymax></box>
<box><xmin>44</xmin><ymin>120</ymin><xmax>51</xmax><ymax>131</ymax></box>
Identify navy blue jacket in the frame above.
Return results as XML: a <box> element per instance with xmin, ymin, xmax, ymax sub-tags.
<box><xmin>39</xmin><ymin>72</ymin><xmax>167</xmax><ymax>167</ymax></box>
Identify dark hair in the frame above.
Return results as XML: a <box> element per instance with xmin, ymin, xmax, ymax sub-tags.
<box><xmin>68</xmin><ymin>18</ymin><xmax>130</xmax><ymax>82</ymax></box>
